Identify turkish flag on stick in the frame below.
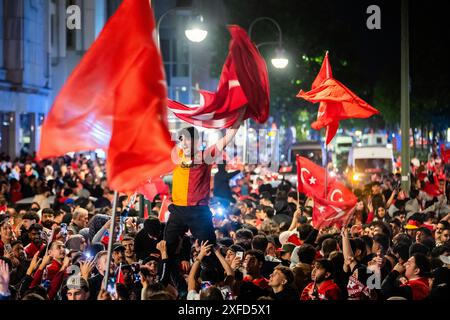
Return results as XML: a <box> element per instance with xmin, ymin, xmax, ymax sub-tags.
<box><xmin>168</xmin><ymin>25</ymin><xmax>270</xmax><ymax>129</ymax></box>
<box><xmin>296</xmin><ymin>156</ymin><xmax>357</xmax><ymax>228</ymax></box>
<box><xmin>297</xmin><ymin>53</ymin><xmax>379</xmax><ymax>145</ymax></box>
<box><xmin>38</xmin><ymin>0</ymin><xmax>175</xmax><ymax>192</ymax></box>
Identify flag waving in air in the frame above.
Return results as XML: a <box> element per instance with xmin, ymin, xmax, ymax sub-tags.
<box><xmin>297</xmin><ymin>53</ymin><xmax>379</xmax><ymax>145</ymax></box>
<box><xmin>168</xmin><ymin>25</ymin><xmax>270</xmax><ymax>129</ymax></box>
<box><xmin>38</xmin><ymin>0</ymin><xmax>175</xmax><ymax>192</ymax></box>
<box><xmin>296</xmin><ymin>156</ymin><xmax>357</xmax><ymax>228</ymax></box>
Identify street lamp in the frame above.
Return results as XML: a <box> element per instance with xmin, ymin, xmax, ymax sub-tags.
<box><xmin>156</xmin><ymin>8</ymin><xmax>207</xmax><ymax>48</ymax></box>
<box><xmin>185</xmin><ymin>15</ymin><xmax>208</xmax><ymax>43</ymax></box>
<box><xmin>248</xmin><ymin>17</ymin><xmax>289</xmax><ymax>69</ymax></box>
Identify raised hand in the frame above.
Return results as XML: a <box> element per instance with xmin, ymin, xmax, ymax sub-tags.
<box><xmin>0</xmin><ymin>259</ymin><xmax>10</xmax><ymax>294</ymax></box>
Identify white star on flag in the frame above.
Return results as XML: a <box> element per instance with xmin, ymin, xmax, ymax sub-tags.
<box><xmin>309</xmin><ymin>176</ymin><xmax>317</xmax><ymax>185</ymax></box>
<box><xmin>318</xmin><ymin>206</ymin><xmax>325</xmax><ymax>213</ymax></box>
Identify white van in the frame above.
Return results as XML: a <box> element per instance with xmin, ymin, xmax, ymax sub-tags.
<box><xmin>347</xmin><ymin>146</ymin><xmax>394</xmax><ymax>186</ymax></box>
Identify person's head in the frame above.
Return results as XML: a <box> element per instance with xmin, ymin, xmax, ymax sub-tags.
<box><xmin>199</xmin><ymin>286</ymin><xmax>224</xmax><ymax>301</ymax></box>
<box><xmin>350</xmin><ymin>237</ymin><xmax>368</xmax><ymax>261</ymax></box>
<box><xmin>28</xmin><ymin>223</ymin><xmax>43</xmax><ymax>246</ymax></box>
<box><xmin>252</xmin><ymin>235</ymin><xmax>268</xmax><ymax>253</ymax></box>
<box><xmin>112</xmin><ymin>243</ymin><xmax>126</xmax><ymax>265</ymax></box>
<box><xmin>143</xmin><ymin>217</ymin><xmax>161</xmax><ymax>238</ymax></box>
<box><xmin>22</xmin><ymin>211</ymin><xmax>40</xmax><ymax>230</ymax></box>
<box><xmin>296</xmin><ymin>244</ymin><xmax>316</xmax><ymax>265</ymax></box>
<box><xmin>321</xmin><ymin>238</ymin><xmax>338</xmax><ymax>259</ymax></box>
<box><xmin>95</xmin><ymin>251</ymin><xmax>108</xmax><ymax>275</ymax></box>
<box><xmin>372</xmin><ymin>234</ymin><xmax>389</xmax><ymax>255</ymax></box>
<box><xmin>440</xmin><ymin>228</ymin><xmax>450</xmax><ymax>244</ymax></box>
<box><xmin>404</xmin><ymin>253</ymin><xmax>431</xmax><ymax>280</ymax></box>
<box><xmin>436</xmin><ymin>221</ymin><xmax>450</xmax><ymax>243</ymax></box>
<box><xmin>269</xmin><ymin>266</ymin><xmax>294</xmax><ymax>292</ymax></box>
<box><xmin>243</xmin><ymin>249</ymin><xmax>265</xmax><ymax>277</ymax></box>
<box><xmin>10</xmin><ymin>240</ymin><xmax>26</xmax><ymax>261</ymax></box>
<box><xmin>416</xmin><ymin>227</ymin><xmax>433</xmax><ymax>244</ymax></box>
<box><xmin>49</xmin><ymin>241</ymin><xmax>66</xmax><ymax>261</ymax></box>
<box><xmin>177</xmin><ymin>126</ymin><xmax>200</xmax><ymax>157</ymax></box>
<box><xmin>72</xmin><ymin>207</ymin><xmax>89</xmax><ymax>229</ymax></box>
<box><xmin>121</xmin><ymin>236</ymin><xmax>135</xmax><ymax>259</ymax></box>
<box><xmin>376</xmin><ymin>206</ymin><xmax>386</xmax><ymax>219</ymax></box>
<box><xmin>371</xmin><ymin>182</ymin><xmax>381</xmax><ymax>195</ymax></box>
<box><xmin>0</xmin><ymin>218</ymin><xmax>13</xmax><ymax>242</ymax></box>
<box><xmin>279</xmin><ymin>243</ymin><xmax>296</xmax><ymax>261</ymax></box>
<box><xmin>41</xmin><ymin>208</ymin><xmax>55</xmax><ymax>224</ymax></box>
<box><xmin>389</xmin><ymin>219</ymin><xmax>402</xmax><ymax>238</ymax></box>
<box><xmin>392</xmin><ymin>241</ymin><xmax>410</xmax><ymax>264</ymax></box>
<box><xmin>65</xmin><ymin>234</ymin><xmax>87</xmax><ymax>252</ymax></box>
<box><xmin>311</xmin><ymin>259</ymin><xmax>334</xmax><ymax>284</ymax></box>
<box><xmin>66</xmin><ymin>276</ymin><xmax>90</xmax><ymax>300</ymax></box>
<box><xmin>225</xmin><ymin>244</ymin><xmax>245</xmax><ymax>266</ymax></box>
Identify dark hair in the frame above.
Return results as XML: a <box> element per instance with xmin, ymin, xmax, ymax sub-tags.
<box><xmin>235</xmin><ymin>228</ymin><xmax>254</xmax><ymax>241</ymax></box>
<box><xmin>298</xmin><ymin>224</ymin><xmax>314</xmax><ymax>240</ymax></box>
<box><xmin>28</xmin><ymin>223</ymin><xmax>43</xmax><ymax>233</ymax></box>
<box><xmin>412</xmin><ymin>253</ymin><xmax>431</xmax><ymax>277</ymax></box>
<box><xmin>392</xmin><ymin>242</ymin><xmax>410</xmax><ymax>261</ymax></box>
<box><xmin>262</xmin><ymin>206</ymin><xmax>275</xmax><ymax>219</ymax></box>
<box><xmin>315</xmin><ymin>259</ymin><xmax>334</xmax><ymax>278</ymax></box>
<box><xmin>373</xmin><ymin>234</ymin><xmax>390</xmax><ymax>253</ymax></box>
<box><xmin>360</xmin><ymin>235</ymin><xmax>373</xmax><ymax>251</ymax></box>
<box><xmin>244</xmin><ymin>249</ymin><xmax>265</xmax><ymax>264</ymax></box>
<box><xmin>41</xmin><ymin>208</ymin><xmax>55</xmax><ymax>216</ymax></box>
<box><xmin>252</xmin><ymin>235</ymin><xmax>268</xmax><ymax>252</ymax></box>
<box><xmin>296</xmin><ymin>244</ymin><xmax>316</xmax><ymax>265</ymax></box>
<box><xmin>22</xmin><ymin>211</ymin><xmax>40</xmax><ymax>222</ymax></box>
<box><xmin>321</xmin><ymin>238</ymin><xmax>338</xmax><ymax>259</ymax></box>
<box><xmin>10</xmin><ymin>240</ymin><xmax>23</xmax><ymax>248</ymax></box>
<box><xmin>228</xmin><ymin>244</ymin><xmax>245</xmax><ymax>253</ymax></box>
<box><xmin>438</xmin><ymin>220</ymin><xmax>450</xmax><ymax>230</ymax></box>
<box><xmin>274</xmin><ymin>265</ymin><xmax>294</xmax><ymax>286</ymax></box>
<box><xmin>200</xmin><ymin>286</ymin><xmax>224</xmax><ymax>300</ymax></box>
<box><xmin>350</xmin><ymin>238</ymin><xmax>367</xmax><ymax>258</ymax></box>
<box><xmin>409</xmin><ymin>243</ymin><xmax>430</xmax><ymax>257</ymax></box>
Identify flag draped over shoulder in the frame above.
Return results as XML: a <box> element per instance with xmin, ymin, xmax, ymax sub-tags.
<box><xmin>297</xmin><ymin>52</ymin><xmax>379</xmax><ymax>145</ymax></box>
<box><xmin>37</xmin><ymin>0</ymin><xmax>175</xmax><ymax>192</ymax></box>
<box><xmin>296</xmin><ymin>156</ymin><xmax>357</xmax><ymax>228</ymax></box>
<box><xmin>168</xmin><ymin>25</ymin><xmax>270</xmax><ymax>129</ymax></box>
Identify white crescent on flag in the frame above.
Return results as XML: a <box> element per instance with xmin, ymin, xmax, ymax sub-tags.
<box><xmin>330</xmin><ymin>189</ymin><xmax>344</xmax><ymax>202</ymax></box>
<box><xmin>300</xmin><ymin>168</ymin><xmax>311</xmax><ymax>185</ymax></box>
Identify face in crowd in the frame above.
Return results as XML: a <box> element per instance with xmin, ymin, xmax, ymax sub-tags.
<box><xmin>243</xmin><ymin>254</ymin><xmax>262</xmax><ymax>277</ymax></box>
<box><xmin>311</xmin><ymin>262</ymin><xmax>330</xmax><ymax>284</ymax></box>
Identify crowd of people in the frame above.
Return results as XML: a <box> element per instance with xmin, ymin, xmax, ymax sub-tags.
<box><xmin>0</xmin><ymin>140</ymin><xmax>450</xmax><ymax>301</ymax></box>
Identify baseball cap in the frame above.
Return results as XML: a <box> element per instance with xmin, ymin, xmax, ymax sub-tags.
<box><xmin>277</xmin><ymin>243</ymin><xmax>296</xmax><ymax>254</ymax></box>
<box><xmin>66</xmin><ymin>275</ymin><xmax>89</xmax><ymax>291</ymax></box>
<box><xmin>404</xmin><ymin>220</ymin><xmax>420</xmax><ymax>230</ymax></box>
<box><xmin>112</xmin><ymin>243</ymin><xmax>125</xmax><ymax>252</ymax></box>
<box><xmin>439</xmin><ymin>255</ymin><xmax>450</xmax><ymax>265</ymax></box>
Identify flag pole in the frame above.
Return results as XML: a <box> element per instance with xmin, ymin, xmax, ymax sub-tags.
<box><xmin>102</xmin><ymin>190</ymin><xmax>119</xmax><ymax>290</ymax></box>
<box><xmin>324</xmin><ymin>136</ymin><xmax>328</xmax><ymax>199</ymax></box>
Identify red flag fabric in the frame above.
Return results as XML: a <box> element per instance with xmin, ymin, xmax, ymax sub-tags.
<box><xmin>296</xmin><ymin>156</ymin><xmax>357</xmax><ymax>227</ymax></box>
<box><xmin>298</xmin><ymin>78</ymin><xmax>380</xmax><ymax>144</ymax></box>
<box><xmin>311</xmin><ymin>51</ymin><xmax>332</xmax><ymax>90</ymax></box>
<box><xmin>158</xmin><ymin>195</ymin><xmax>171</xmax><ymax>223</ymax></box>
<box><xmin>168</xmin><ymin>25</ymin><xmax>269</xmax><ymax>129</ymax></box>
<box><xmin>37</xmin><ymin>0</ymin><xmax>175</xmax><ymax>192</ymax></box>
<box><xmin>136</xmin><ymin>177</ymin><xmax>169</xmax><ymax>202</ymax></box>
<box><xmin>116</xmin><ymin>264</ymin><xmax>125</xmax><ymax>285</ymax></box>
<box><xmin>441</xmin><ymin>144</ymin><xmax>450</xmax><ymax>164</ymax></box>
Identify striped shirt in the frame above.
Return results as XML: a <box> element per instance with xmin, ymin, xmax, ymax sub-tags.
<box><xmin>172</xmin><ymin>146</ymin><xmax>219</xmax><ymax>206</ymax></box>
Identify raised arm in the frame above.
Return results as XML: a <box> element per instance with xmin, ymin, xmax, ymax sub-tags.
<box><xmin>215</xmin><ymin>112</ymin><xmax>245</xmax><ymax>152</ymax></box>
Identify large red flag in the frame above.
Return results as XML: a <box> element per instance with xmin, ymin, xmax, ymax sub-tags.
<box><xmin>296</xmin><ymin>156</ymin><xmax>357</xmax><ymax>227</ymax></box>
<box><xmin>168</xmin><ymin>25</ymin><xmax>270</xmax><ymax>129</ymax></box>
<box><xmin>298</xmin><ymin>78</ymin><xmax>380</xmax><ymax>144</ymax></box>
<box><xmin>37</xmin><ymin>0</ymin><xmax>175</xmax><ymax>192</ymax></box>
<box><xmin>441</xmin><ymin>144</ymin><xmax>450</xmax><ymax>164</ymax></box>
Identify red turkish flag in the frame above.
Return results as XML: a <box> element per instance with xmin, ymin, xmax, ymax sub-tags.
<box><xmin>37</xmin><ymin>0</ymin><xmax>175</xmax><ymax>192</ymax></box>
<box><xmin>297</xmin><ymin>53</ymin><xmax>379</xmax><ymax>145</ymax></box>
<box><xmin>296</xmin><ymin>156</ymin><xmax>357</xmax><ymax>228</ymax></box>
<box><xmin>168</xmin><ymin>25</ymin><xmax>270</xmax><ymax>129</ymax></box>
<box><xmin>116</xmin><ymin>264</ymin><xmax>125</xmax><ymax>285</ymax></box>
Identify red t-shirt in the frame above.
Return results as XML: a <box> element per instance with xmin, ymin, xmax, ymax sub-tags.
<box><xmin>301</xmin><ymin>280</ymin><xmax>342</xmax><ymax>300</ymax></box>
